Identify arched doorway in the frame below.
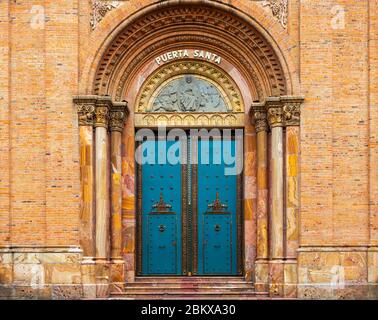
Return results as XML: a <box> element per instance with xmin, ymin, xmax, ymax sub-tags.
<box><xmin>134</xmin><ymin>60</ymin><xmax>245</xmax><ymax>276</ymax></box>
<box><xmin>75</xmin><ymin>1</ymin><xmax>303</xmax><ymax>298</ymax></box>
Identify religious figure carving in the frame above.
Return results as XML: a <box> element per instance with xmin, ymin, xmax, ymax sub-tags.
<box><xmin>151</xmin><ymin>75</ymin><xmax>228</xmax><ymax>113</ymax></box>
<box><xmin>77</xmin><ymin>104</ymin><xmax>96</xmax><ymax>126</ymax></box>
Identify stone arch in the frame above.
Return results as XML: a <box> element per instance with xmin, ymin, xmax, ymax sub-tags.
<box><xmin>86</xmin><ymin>1</ymin><xmax>295</xmax><ymax>102</ymax></box>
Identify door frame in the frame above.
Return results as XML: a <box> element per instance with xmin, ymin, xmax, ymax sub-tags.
<box><xmin>135</xmin><ymin>130</ymin><xmax>244</xmax><ymax>276</ymax></box>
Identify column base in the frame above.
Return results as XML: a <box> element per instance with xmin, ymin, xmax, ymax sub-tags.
<box><xmin>255</xmin><ymin>259</ymin><xmax>269</xmax><ymax>293</ymax></box>
<box><xmin>284</xmin><ymin>259</ymin><xmax>298</xmax><ymax>298</ymax></box>
<box><xmin>269</xmin><ymin>259</ymin><xmax>285</xmax><ymax>297</ymax></box>
<box><xmin>94</xmin><ymin>259</ymin><xmax>111</xmax><ymax>298</ymax></box>
<box><xmin>110</xmin><ymin>257</ymin><xmax>126</xmax><ymax>292</ymax></box>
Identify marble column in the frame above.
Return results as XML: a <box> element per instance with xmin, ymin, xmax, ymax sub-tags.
<box><xmin>75</xmin><ymin>96</ymin><xmax>97</xmax><ymax>298</ymax></box>
<box><xmin>75</xmin><ymin>96</ymin><xmax>97</xmax><ymax>262</ymax></box>
<box><xmin>109</xmin><ymin>102</ymin><xmax>129</xmax><ymax>290</ymax></box>
<box><xmin>266</xmin><ymin>97</ymin><xmax>285</xmax><ymax>297</ymax></box>
<box><xmin>251</xmin><ymin>103</ymin><xmax>269</xmax><ymax>293</ymax></box>
<box><xmin>281</xmin><ymin>96</ymin><xmax>304</xmax><ymax>298</ymax></box>
<box><xmin>94</xmin><ymin>97</ymin><xmax>112</xmax><ymax>297</ymax></box>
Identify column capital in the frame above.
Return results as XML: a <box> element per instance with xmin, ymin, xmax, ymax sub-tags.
<box><xmin>251</xmin><ymin>102</ymin><xmax>269</xmax><ymax>133</ymax></box>
<box><xmin>281</xmin><ymin>96</ymin><xmax>304</xmax><ymax>127</ymax></box>
<box><xmin>109</xmin><ymin>101</ymin><xmax>129</xmax><ymax>132</ymax></box>
<box><xmin>94</xmin><ymin>96</ymin><xmax>112</xmax><ymax>128</ymax></box>
<box><xmin>74</xmin><ymin>96</ymin><xmax>98</xmax><ymax>126</ymax></box>
<box><xmin>266</xmin><ymin>97</ymin><xmax>284</xmax><ymax>128</ymax></box>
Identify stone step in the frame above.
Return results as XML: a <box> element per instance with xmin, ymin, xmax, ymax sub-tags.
<box><xmin>128</xmin><ymin>282</ymin><xmax>254</xmax><ymax>288</ymax></box>
<box><xmin>134</xmin><ymin>277</ymin><xmax>248</xmax><ymax>283</ymax></box>
<box><xmin>121</xmin><ymin>287</ymin><xmax>256</xmax><ymax>294</ymax></box>
<box><xmin>111</xmin><ymin>291</ymin><xmax>265</xmax><ymax>300</ymax></box>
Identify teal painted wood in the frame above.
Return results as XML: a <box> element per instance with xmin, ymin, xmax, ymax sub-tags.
<box><xmin>197</xmin><ymin>139</ymin><xmax>238</xmax><ymax>275</ymax></box>
<box><xmin>141</xmin><ymin>140</ymin><xmax>182</xmax><ymax>275</ymax></box>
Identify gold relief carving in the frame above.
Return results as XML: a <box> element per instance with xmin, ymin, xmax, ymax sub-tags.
<box><xmin>156</xmin><ymin>115</ymin><xmax>169</xmax><ymax>126</ymax></box>
<box><xmin>183</xmin><ymin>115</ymin><xmax>196</xmax><ymax>126</ymax></box>
<box><xmin>225</xmin><ymin>115</ymin><xmax>237</xmax><ymax>126</ymax></box>
<box><xmin>211</xmin><ymin>115</ymin><xmax>223</xmax><ymax>126</ymax></box>
<box><xmin>198</xmin><ymin>115</ymin><xmax>209</xmax><ymax>126</ymax></box>
<box><xmin>136</xmin><ymin>61</ymin><xmax>244</xmax><ymax>114</ymax></box>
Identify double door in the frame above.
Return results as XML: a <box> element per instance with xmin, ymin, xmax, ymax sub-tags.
<box><xmin>137</xmin><ymin>135</ymin><xmax>242</xmax><ymax>276</ymax></box>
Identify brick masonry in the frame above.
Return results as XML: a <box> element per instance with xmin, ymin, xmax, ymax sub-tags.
<box><xmin>0</xmin><ymin>0</ymin><xmax>376</xmax><ymax>299</ymax></box>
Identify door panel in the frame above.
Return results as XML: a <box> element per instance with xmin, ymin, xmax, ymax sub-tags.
<box><xmin>141</xmin><ymin>140</ymin><xmax>182</xmax><ymax>275</ymax></box>
<box><xmin>203</xmin><ymin>213</ymin><xmax>232</xmax><ymax>274</ymax></box>
<box><xmin>197</xmin><ymin>139</ymin><xmax>238</xmax><ymax>275</ymax></box>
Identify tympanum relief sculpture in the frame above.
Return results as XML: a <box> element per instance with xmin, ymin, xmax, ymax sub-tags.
<box><xmin>151</xmin><ymin>75</ymin><xmax>229</xmax><ymax>113</ymax></box>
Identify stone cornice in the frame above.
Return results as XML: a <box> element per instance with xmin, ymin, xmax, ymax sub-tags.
<box><xmin>251</xmin><ymin>102</ymin><xmax>269</xmax><ymax>133</ymax></box>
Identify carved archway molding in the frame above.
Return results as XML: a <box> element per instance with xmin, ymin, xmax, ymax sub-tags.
<box><xmin>92</xmin><ymin>3</ymin><xmax>289</xmax><ymax>101</ymax></box>
<box><xmin>134</xmin><ymin>60</ymin><xmax>245</xmax><ymax>128</ymax></box>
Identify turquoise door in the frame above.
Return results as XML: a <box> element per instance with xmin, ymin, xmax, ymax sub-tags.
<box><xmin>137</xmin><ymin>135</ymin><xmax>242</xmax><ymax>276</ymax></box>
<box><xmin>195</xmin><ymin>138</ymin><xmax>239</xmax><ymax>275</ymax></box>
<box><xmin>140</xmin><ymin>140</ymin><xmax>183</xmax><ymax>275</ymax></box>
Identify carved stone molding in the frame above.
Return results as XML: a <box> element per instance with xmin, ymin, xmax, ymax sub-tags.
<box><xmin>94</xmin><ymin>4</ymin><xmax>287</xmax><ymax>98</ymax></box>
<box><xmin>90</xmin><ymin>0</ymin><xmax>121</xmax><ymax>30</ymax></box>
<box><xmin>261</xmin><ymin>0</ymin><xmax>288</xmax><ymax>29</ymax></box>
<box><xmin>251</xmin><ymin>102</ymin><xmax>269</xmax><ymax>133</ymax></box>
<box><xmin>74</xmin><ymin>96</ymin><xmax>98</xmax><ymax>126</ymax></box>
<box><xmin>109</xmin><ymin>102</ymin><xmax>129</xmax><ymax>132</ymax></box>
<box><xmin>281</xmin><ymin>96</ymin><xmax>304</xmax><ymax>126</ymax></box>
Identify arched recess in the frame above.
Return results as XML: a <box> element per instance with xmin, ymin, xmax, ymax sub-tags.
<box><xmin>75</xmin><ymin>0</ymin><xmax>304</xmax><ymax>297</ymax></box>
<box><xmin>89</xmin><ymin>2</ymin><xmax>292</xmax><ymax>101</ymax></box>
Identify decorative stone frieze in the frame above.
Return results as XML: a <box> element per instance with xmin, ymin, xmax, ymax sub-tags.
<box><xmin>251</xmin><ymin>102</ymin><xmax>269</xmax><ymax>132</ymax></box>
<box><xmin>90</xmin><ymin>0</ymin><xmax>121</xmax><ymax>30</ymax></box>
<box><xmin>109</xmin><ymin>102</ymin><xmax>129</xmax><ymax>132</ymax></box>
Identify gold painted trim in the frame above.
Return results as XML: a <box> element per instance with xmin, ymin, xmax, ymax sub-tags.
<box><xmin>135</xmin><ymin>112</ymin><xmax>245</xmax><ymax>128</ymax></box>
<box><xmin>136</xmin><ymin>60</ymin><xmax>244</xmax><ymax>113</ymax></box>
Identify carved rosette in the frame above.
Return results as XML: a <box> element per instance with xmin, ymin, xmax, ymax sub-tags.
<box><xmin>266</xmin><ymin>98</ymin><xmax>284</xmax><ymax>128</ymax></box>
<box><xmin>90</xmin><ymin>0</ymin><xmax>121</xmax><ymax>30</ymax></box>
<box><xmin>109</xmin><ymin>102</ymin><xmax>129</xmax><ymax>132</ymax></box>
<box><xmin>251</xmin><ymin>103</ymin><xmax>269</xmax><ymax>133</ymax></box>
<box><xmin>281</xmin><ymin>97</ymin><xmax>304</xmax><ymax>126</ymax></box>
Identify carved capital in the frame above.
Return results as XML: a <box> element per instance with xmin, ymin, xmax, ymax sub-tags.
<box><xmin>266</xmin><ymin>98</ymin><xmax>284</xmax><ymax>128</ymax></box>
<box><xmin>281</xmin><ymin>96</ymin><xmax>304</xmax><ymax>126</ymax></box>
<box><xmin>74</xmin><ymin>96</ymin><xmax>98</xmax><ymax>126</ymax></box>
<box><xmin>109</xmin><ymin>102</ymin><xmax>129</xmax><ymax>132</ymax></box>
<box><xmin>94</xmin><ymin>97</ymin><xmax>112</xmax><ymax>128</ymax></box>
<box><xmin>251</xmin><ymin>103</ymin><xmax>269</xmax><ymax>133</ymax></box>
